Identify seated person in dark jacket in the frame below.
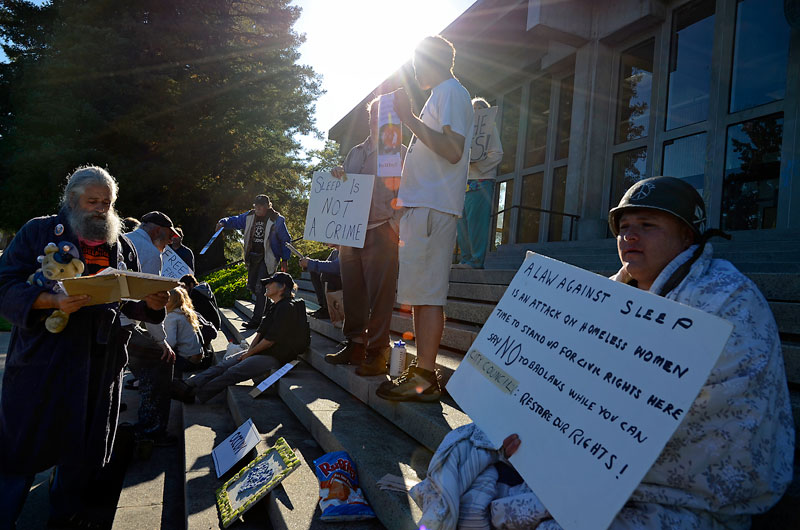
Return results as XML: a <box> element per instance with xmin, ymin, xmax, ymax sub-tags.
<box><xmin>299</xmin><ymin>245</ymin><xmax>341</xmax><ymax>320</ymax></box>
<box><xmin>183</xmin><ymin>272</ymin><xmax>309</xmax><ymax>403</ymax></box>
<box><xmin>180</xmin><ymin>273</ymin><xmax>221</xmax><ymax>331</ymax></box>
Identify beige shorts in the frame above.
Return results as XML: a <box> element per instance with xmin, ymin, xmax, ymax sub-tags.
<box><xmin>397</xmin><ymin>207</ymin><xmax>457</xmax><ymax>306</ymax></box>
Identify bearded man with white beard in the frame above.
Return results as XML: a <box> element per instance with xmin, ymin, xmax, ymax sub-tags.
<box><xmin>0</xmin><ymin>166</ymin><xmax>170</xmax><ymax>528</ymax></box>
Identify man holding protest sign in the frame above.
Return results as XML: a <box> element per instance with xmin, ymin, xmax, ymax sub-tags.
<box><xmin>324</xmin><ymin>97</ymin><xmax>408</xmax><ymax>375</ymax></box>
<box><xmin>455</xmin><ymin>97</ymin><xmax>502</xmax><ymax>270</ymax></box>
<box><xmin>377</xmin><ymin>35</ymin><xmax>473</xmax><ymax>401</ymax></box>
<box><xmin>450</xmin><ymin>176</ymin><xmax>794</xmax><ymax>529</ymax></box>
<box><xmin>216</xmin><ymin>195</ymin><xmax>292</xmax><ymax>329</ymax></box>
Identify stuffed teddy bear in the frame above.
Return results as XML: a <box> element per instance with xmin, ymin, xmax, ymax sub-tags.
<box><xmin>28</xmin><ymin>242</ymin><xmax>85</xmax><ymax>333</ymax></box>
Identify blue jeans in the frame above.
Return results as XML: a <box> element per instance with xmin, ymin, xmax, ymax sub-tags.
<box><xmin>457</xmin><ymin>180</ymin><xmax>494</xmax><ymax>268</ymax></box>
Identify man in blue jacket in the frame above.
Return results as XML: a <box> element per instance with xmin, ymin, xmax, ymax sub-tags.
<box><xmin>216</xmin><ymin>195</ymin><xmax>291</xmax><ymax>328</ymax></box>
<box><xmin>0</xmin><ymin>166</ymin><xmax>169</xmax><ymax>528</ymax></box>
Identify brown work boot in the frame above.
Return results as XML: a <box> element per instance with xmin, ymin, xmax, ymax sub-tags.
<box><xmin>375</xmin><ymin>365</ymin><xmax>442</xmax><ymax>402</ymax></box>
<box><xmin>356</xmin><ymin>346</ymin><xmax>390</xmax><ymax>376</ymax></box>
<box><xmin>325</xmin><ymin>341</ymin><xmax>366</xmax><ymax>365</ymax></box>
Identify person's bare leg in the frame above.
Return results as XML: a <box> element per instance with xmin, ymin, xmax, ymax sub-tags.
<box><xmin>412</xmin><ymin>305</ymin><xmax>444</xmax><ymax>375</ymax></box>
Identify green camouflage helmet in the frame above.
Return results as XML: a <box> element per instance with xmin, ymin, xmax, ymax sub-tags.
<box><xmin>608</xmin><ymin>176</ymin><xmax>706</xmax><ymax>237</ymax></box>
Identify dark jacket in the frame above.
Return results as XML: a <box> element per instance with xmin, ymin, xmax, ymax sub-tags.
<box><xmin>189</xmin><ymin>282</ymin><xmax>221</xmax><ymax>330</ymax></box>
<box><xmin>256</xmin><ymin>297</ymin><xmax>310</xmax><ymax>363</ymax></box>
<box><xmin>0</xmin><ymin>211</ymin><xmax>165</xmax><ymax>473</ymax></box>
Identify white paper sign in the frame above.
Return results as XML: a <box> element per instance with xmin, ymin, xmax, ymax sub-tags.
<box><xmin>161</xmin><ymin>246</ymin><xmax>193</xmax><ymax>278</ymax></box>
<box><xmin>303</xmin><ymin>171</ymin><xmax>375</xmax><ymax>249</ymax></box>
<box><xmin>199</xmin><ymin>226</ymin><xmax>223</xmax><ymax>255</ymax></box>
<box><xmin>447</xmin><ymin>252</ymin><xmax>733</xmax><ymax>530</ymax></box>
<box><xmin>249</xmin><ymin>360</ymin><xmax>298</xmax><ymax>398</ymax></box>
<box><xmin>377</xmin><ymin>93</ymin><xmax>403</xmax><ymax>176</ymax></box>
<box><xmin>212</xmin><ymin>418</ymin><xmax>261</xmax><ymax>478</ymax></box>
<box><xmin>470</xmin><ymin>107</ymin><xmax>498</xmax><ymax>163</ymax></box>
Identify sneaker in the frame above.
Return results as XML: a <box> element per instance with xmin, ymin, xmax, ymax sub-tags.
<box><xmin>375</xmin><ymin>366</ymin><xmax>441</xmax><ymax>402</ymax></box>
<box><xmin>325</xmin><ymin>341</ymin><xmax>366</xmax><ymax>365</ymax></box>
<box><xmin>310</xmin><ymin>307</ymin><xmax>330</xmax><ymax>320</ymax></box>
<box><xmin>356</xmin><ymin>346</ymin><xmax>389</xmax><ymax>376</ymax></box>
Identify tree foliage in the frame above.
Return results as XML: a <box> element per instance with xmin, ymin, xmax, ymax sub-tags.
<box><xmin>0</xmin><ymin>0</ymin><xmax>321</xmax><ymax>271</ymax></box>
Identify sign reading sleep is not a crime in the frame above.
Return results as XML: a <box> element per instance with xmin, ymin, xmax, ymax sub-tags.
<box><xmin>304</xmin><ymin>171</ymin><xmax>375</xmax><ymax>249</ymax></box>
<box><xmin>447</xmin><ymin>252</ymin><xmax>733</xmax><ymax>530</ymax></box>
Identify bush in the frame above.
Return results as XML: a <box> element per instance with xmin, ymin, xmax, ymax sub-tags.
<box><xmin>0</xmin><ymin>316</ymin><xmax>11</xmax><ymax>332</ymax></box>
<box><xmin>201</xmin><ymin>263</ymin><xmax>249</xmax><ymax>307</ymax></box>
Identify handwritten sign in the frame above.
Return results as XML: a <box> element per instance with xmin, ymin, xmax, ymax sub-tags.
<box><xmin>470</xmin><ymin>107</ymin><xmax>498</xmax><ymax>163</ymax></box>
<box><xmin>161</xmin><ymin>246</ymin><xmax>193</xmax><ymax>278</ymax></box>
<box><xmin>447</xmin><ymin>252</ymin><xmax>733</xmax><ymax>530</ymax></box>
<box><xmin>304</xmin><ymin>171</ymin><xmax>375</xmax><ymax>249</ymax></box>
<box><xmin>377</xmin><ymin>93</ymin><xmax>403</xmax><ymax>176</ymax></box>
<box><xmin>249</xmin><ymin>360</ymin><xmax>298</xmax><ymax>398</ymax></box>
<box><xmin>212</xmin><ymin>418</ymin><xmax>261</xmax><ymax>478</ymax></box>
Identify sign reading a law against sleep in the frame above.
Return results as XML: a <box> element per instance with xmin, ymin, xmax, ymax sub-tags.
<box><xmin>303</xmin><ymin>171</ymin><xmax>374</xmax><ymax>249</ymax></box>
<box><xmin>447</xmin><ymin>252</ymin><xmax>733</xmax><ymax>530</ymax></box>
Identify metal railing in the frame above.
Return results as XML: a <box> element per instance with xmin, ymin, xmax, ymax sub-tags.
<box><xmin>491</xmin><ymin>205</ymin><xmax>580</xmax><ymax>243</ymax></box>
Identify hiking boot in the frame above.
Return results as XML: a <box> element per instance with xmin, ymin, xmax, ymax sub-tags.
<box><xmin>356</xmin><ymin>346</ymin><xmax>389</xmax><ymax>376</ymax></box>
<box><xmin>325</xmin><ymin>341</ymin><xmax>366</xmax><ymax>365</ymax></box>
<box><xmin>375</xmin><ymin>366</ymin><xmax>441</xmax><ymax>402</ymax></box>
<box><xmin>310</xmin><ymin>307</ymin><xmax>330</xmax><ymax>320</ymax></box>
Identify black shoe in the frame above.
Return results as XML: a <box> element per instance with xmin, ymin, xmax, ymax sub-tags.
<box><xmin>124</xmin><ymin>379</ymin><xmax>138</xmax><ymax>390</ymax></box>
<box><xmin>47</xmin><ymin>514</ymin><xmax>104</xmax><ymax>529</ymax></box>
<box><xmin>310</xmin><ymin>307</ymin><xmax>330</xmax><ymax>320</ymax></box>
<box><xmin>171</xmin><ymin>379</ymin><xmax>196</xmax><ymax>404</ymax></box>
<box><xmin>356</xmin><ymin>346</ymin><xmax>390</xmax><ymax>376</ymax></box>
<box><xmin>376</xmin><ymin>366</ymin><xmax>442</xmax><ymax>402</ymax></box>
<box><xmin>243</xmin><ymin>320</ymin><xmax>259</xmax><ymax>330</ymax></box>
<box><xmin>325</xmin><ymin>341</ymin><xmax>366</xmax><ymax>365</ymax></box>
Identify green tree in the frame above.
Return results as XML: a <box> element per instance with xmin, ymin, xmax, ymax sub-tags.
<box><xmin>0</xmin><ymin>0</ymin><xmax>321</xmax><ymax>273</ymax></box>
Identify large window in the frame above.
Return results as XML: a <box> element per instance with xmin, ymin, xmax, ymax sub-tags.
<box><xmin>729</xmin><ymin>0</ymin><xmax>790</xmax><ymax>112</ymax></box>
<box><xmin>722</xmin><ymin>114</ymin><xmax>783</xmax><ymax>230</ymax></box>
<box><xmin>665</xmin><ymin>0</ymin><xmax>715</xmax><ymax>130</ymax></box>
<box><xmin>499</xmin><ymin>88</ymin><xmax>521</xmax><ymax>175</ymax></box>
<box><xmin>524</xmin><ymin>76</ymin><xmax>551</xmax><ymax>168</ymax></box>
<box><xmin>616</xmin><ymin>40</ymin><xmax>654</xmax><ymax>143</ymax></box>
<box><xmin>607</xmin><ymin>0</ymin><xmax>791</xmax><ymax>232</ymax></box>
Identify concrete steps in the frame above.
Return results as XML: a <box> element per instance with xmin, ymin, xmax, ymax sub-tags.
<box><xmin>278</xmin><ymin>364</ymin><xmax>430</xmax><ymax>530</ymax></box>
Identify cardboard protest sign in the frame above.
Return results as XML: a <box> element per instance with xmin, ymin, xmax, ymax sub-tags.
<box><xmin>447</xmin><ymin>252</ymin><xmax>733</xmax><ymax>530</ymax></box>
<box><xmin>61</xmin><ymin>268</ymin><xmax>179</xmax><ymax>304</ymax></box>
<box><xmin>303</xmin><ymin>171</ymin><xmax>374</xmax><ymax>249</ymax></box>
<box><xmin>161</xmin><ymin>246</ymin><xmax>193</xmax><ymax>278</ymax></box>
<box><xmin>249</xmin><ymin>361</ymin><xmax>298</xmax><ymax>398</ymax></box>
<box><xmin>377</xmin><ymin>93</ymin><xmax>403</xmax><ymax>176</ymax></box>
<box><xmin>216</xmin><ymin>437</ymin><xmax>300</xmax><ymax>528</ymax></box>
<box><xmin>470</xmin><ymin>106</ymin><xmax>498</xmax><ymax>163</ymax></box>
<box><xmin>212</xmin><ymin>418</ymin><xmax>261</xmax><ymax>478</ymax></box>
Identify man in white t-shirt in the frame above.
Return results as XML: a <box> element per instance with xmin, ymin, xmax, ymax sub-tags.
<box><xmin>376</xmin><ymin>35</ymin><xmax>474</xmax><ymax>402</ymax></box>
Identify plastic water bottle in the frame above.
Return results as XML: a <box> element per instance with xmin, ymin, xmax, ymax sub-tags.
<box><xmin>389</xmin><ymin>340</ymin><xmax>407</xmax><ymax>377</ymax></box>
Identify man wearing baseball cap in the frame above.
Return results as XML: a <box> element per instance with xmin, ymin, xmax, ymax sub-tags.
<box><xmin>216</xmin><ymin>195</ymin><xmax>292</xmax><ymax>329</ymax></box>
<box><xmin>123</xmin><ymin>210</ymin><xmax>180</xmax><ymax>446</ymax></box>
<box><xmin>499</xmin><ymin>176</ymin><xmax>793</xmax><ymax>527</ymax></box>
<box><xmin>179</xmin><ymin>272</ymin><xmax>309</xmax><ymax>403</ymax></box>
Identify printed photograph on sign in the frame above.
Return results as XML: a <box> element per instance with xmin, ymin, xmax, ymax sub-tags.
<box><xmin>303</xmin><ymin>171</ymin><xmax>375</xmax><ymax>249</ymax></box>
<box><xmin>216</xmin><ymin>437</ymin><xmax>300</xmax><ymax>528</ymax></box>
<box><xmin>377</xmin><ymin>93</ymin><xmax>402</xmax><ymax>176</ymax></box>
<box><xmin>446</xmin><ymin>252</ymin><xmax>733</xmax><ymax>530</ymax></box>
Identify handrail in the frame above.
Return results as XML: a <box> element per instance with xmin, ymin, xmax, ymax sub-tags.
<box><xmin>491</xmin><ymin>205</ymin><xmax>580</xmax><ymax>241</ymax></box>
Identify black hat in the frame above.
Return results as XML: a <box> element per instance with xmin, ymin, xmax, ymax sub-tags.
<box><xmin>260</xmin><ymin>272</ymin><xmax>294</xmax><ymax>293</ymax></box>
<box><xmin>141</xmin><ymin>211</ymin><xmax>179</xmax><ymax>236</ymax></box>
<box><xmin>608</xmin><ymin>176</ymin><xmax>706</xmax><ymax>238</ymax></box>
<box><xmin>254</xmin><ymin>194</ymin><xmax>271</xmax><ymax>205</ymax></box>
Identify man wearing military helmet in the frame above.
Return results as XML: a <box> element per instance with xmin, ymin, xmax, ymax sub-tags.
<box><xmin>501</xmin><ymin>176</ymin><xmax>793</xmax><ymax>527</ymax></box>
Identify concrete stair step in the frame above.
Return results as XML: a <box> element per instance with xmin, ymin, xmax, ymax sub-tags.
<box><xmin>304</xmin><ymin>333</ymin><xmax>472</xmax><ymax>453</ymax></box>
<box><xmin>277</xmin><ymin>365</ymin><xmax>431</xmax><ymax>530</ymax></box>
<box><xmin>226</xmin><ymin>380</ymin><xmax>382</xmax><ymax>530</ymax></box>
<box><xmin>309</xmin><ymin>315</ymin><xmax>465</xmax><ymax>385</ymax></box>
